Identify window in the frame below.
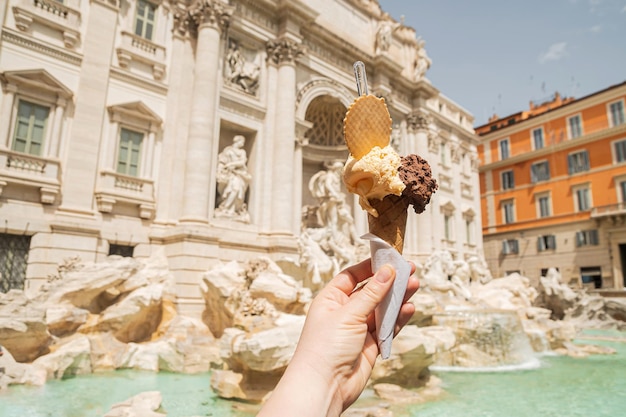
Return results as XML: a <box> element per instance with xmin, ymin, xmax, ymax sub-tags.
<box><xmin>499</xmin><ymin>138</ymin><xmax>510</xmax><ymax>160</ymax></box>
<box><xmin>531</xmin><ymin>161</ymin><xmax>550</xmax><ymax>183</ymax></box>
<box><xmin>532</xmin><ymin>127</ymin><xmax>544</xmax><ymax>150</ymax></box>
<box><xmin>12</xmin><ymin>100</ymin><xmax>50</xmax><ymax>156</ymax></box>
<box><xmin>464</xmin><ymin>217</ymin><xmax>475</xmax><ymax>245</ymax></box>
<box><xmin>567</xmin><ymin>115</ymin><xmax>583</xmax><ymax>139</ymax></box>
<box><xmin>576</xmin><ymin>230</ymin><xmax>599</xmax><ymax>247</ymax></box>
<box><xmin>615</xmin><ymin>139</ymin><xmax>626</xmax><ymax>163</ymax></box>
<box><xmin>440</xmin><ymin>142</ymin><xmax>447</xmax><ymax>166</ymax></box>
<box><xmin>568</xmin><ymin>150</ymin><xmax>590</xmax><ymax>174</ymax></box>
<box><xmin>502</xmin><ymin>200</ymin><xmax>515</xmax><ymax>224</ymax></box>
<box><xmin>574</xmin><ymin>186</ymin><xmax>591</xmax><ymax>212</ymax></box>
<box><xmin>537</xmin><ymin>235</ymin><xmax>556</xmax><ymax>251</ymax></box>
<box><xmin>109</xmin><ymin>244</ymin><xmax>135</xmax><ymax>257</ymax></box>
<box><xmin>134</xmin><ymin>0</ymin><xmax>156</xmax><ymax>40</ymax></box>
<box><xmin>501</xmin><ymin>170</ymin><xmax>515</xmax><ymax>190</ymax></box>
<box><xmin>537</xmin><ymin>194</ymin><xmax>551</xmax><ymax>218</ymax></box>
<box><xmin>0</xmin><ymin>233</ymin><xmax>31</xmax><ymax>293</ymax></box>
<box><xmin>581</xmin><ymin>266</ymin><xmax>602</xmax><ymax>288</ymax></box>
<box><xmin>502</xmin><ymin>239</ymin><xmax>519</xmax><ymax>254</ymax></box>
<box><xmin>609</xmin><ymin>100</ymin><xmax>625</xmax><ymax>127</ymax></box>
<box><xmin>444</xmin><ymin>214</ymin><xmax>452</xmax><ymax>240</ymax></box>
<box><xmin>620</xmin><ymin>180</ymin><xmax>626</xmax><ymax>202</ymax></box>
<box><xmin>117</xmin><ymin>128</ymin><xmax>143</xmax><ymax>176</ymax></box>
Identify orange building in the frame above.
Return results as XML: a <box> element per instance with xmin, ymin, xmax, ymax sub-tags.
<box><xmin>476</xmin><ymin>81</ymin><xmax>626</xmax><ymax>290</ymax></box>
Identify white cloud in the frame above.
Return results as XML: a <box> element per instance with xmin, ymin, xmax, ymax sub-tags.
<box><xmin>539</xmin><ymin>42</ymin><xmax>568</xmax><ymax>64</ymax></box>
<box><xmin>589</xmin><ymin>24</ymin><xmax>602</xmax><ymax>32</ymax></box>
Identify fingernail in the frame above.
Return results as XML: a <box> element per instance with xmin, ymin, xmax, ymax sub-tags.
<box><xmin>375</xmin><ymin>265</ymin><xmax>392</xmax><ymax>283</ymax></box>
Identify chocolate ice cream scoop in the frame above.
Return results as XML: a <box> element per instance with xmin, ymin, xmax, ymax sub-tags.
<box><xmin>398</xmin><ymin>154</ymin><xmax>438</xmax><ymax>214</ymax></box>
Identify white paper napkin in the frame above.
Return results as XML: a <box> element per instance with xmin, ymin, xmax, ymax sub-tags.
<box><xmin>362</xmin><ymin>233</ymin><xmax>411</xmax><ymax>359</ymax></box>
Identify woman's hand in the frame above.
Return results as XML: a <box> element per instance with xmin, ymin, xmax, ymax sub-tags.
<box><xmin>258</xmin><ymin>259</ymin><xmax>419</xmax><ymax>417</ymax></box>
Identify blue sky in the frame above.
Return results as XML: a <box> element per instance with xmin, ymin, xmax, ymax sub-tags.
<box><xmin>379</xmin><ymin>0</ymin><xmax>626</xmax><ymax>126</ymax></box>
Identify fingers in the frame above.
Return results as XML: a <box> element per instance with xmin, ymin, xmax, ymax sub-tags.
<box><xmin>329</xmin><ymin>258</ymin><xmax>373</xmax><ymax>295</ymax></box>
<box><xmin>345</xmin><ymin>265</ymin><xmax>396</xmax><ymax>321</ymax></box>
<box><xmin>394</xmin><ymin>302</ymin><xmax>416</xmax><ymax>337</ymax></box>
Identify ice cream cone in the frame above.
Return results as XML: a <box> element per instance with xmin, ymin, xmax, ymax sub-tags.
<box><xmin>368</xmin><ymin>195</ymin><xmax>410</xmax><ymax>254</ymax></box>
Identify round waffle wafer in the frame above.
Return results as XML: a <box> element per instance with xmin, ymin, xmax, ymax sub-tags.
<box><xmin>343</xmin><ymin>95</ymin><xmax>392</xmax><ymax>159</ymax></box>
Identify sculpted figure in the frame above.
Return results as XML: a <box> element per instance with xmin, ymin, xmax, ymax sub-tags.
<box><xmin>413</xmin><ymin>39</ymin><xmax>432</xmax><ymax>81</ymax></box>
<box><xmin>375</xmin><ymin>15</ymin><xmax>400</xmax><ymax>55</ymax></box>
<box><xmin>299</xmin><ymin>162</ymin><xmax>366</xmax><ymax>288</ymax></box>
<box><xmin>225</xmin><ymin>40</ymin><xmax>260</xmax><ymax>94</ymax></box>
<box><xmin>468</xmin><ymin>255</ymin><xmax>493</xmax><ymax>284</ymax></box>
<box><xmin>215</xmin><ymin>135</ymin><xmax>251</xmax><ymax>222</ymax></box>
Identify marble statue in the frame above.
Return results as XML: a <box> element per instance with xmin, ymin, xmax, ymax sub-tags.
<box><xmin>375</xmin><ymin>15</ymin><xmax>400</xmax><ymax>55</ymax></box>
<box><xmin>413</xmin><ymin>38</ymin><xmax>432</xmax><ymax>81</ymax></box>
<box><xmin>298</xmin><ymin>162</ymin><xmax>366</xmax><ymax>288</ymax></box>
<box><xmin>225</xmin><ymin>40</ymin><xmax>260</xmax><ymax>94</ymax></box>
<box><xmin>215</xmin><ymin>135</ymin><xmax>251</xmax><ymax>222</ymax></box>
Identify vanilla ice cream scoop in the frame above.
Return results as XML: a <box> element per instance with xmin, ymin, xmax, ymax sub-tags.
<box><xmin>343</xmin><ymin>145</ymin><xmax>405</xmax><ymax>216</ymax></box>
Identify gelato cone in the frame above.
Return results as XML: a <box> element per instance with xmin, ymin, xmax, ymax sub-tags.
<box><xmin>342</xmin><ymin>61</ymin><xmax>437</xmax><ymax>359</ymax></box>
<box><xmin>368</xmin><ymin>195</ymin><xmax>409</xmax><ymax>254</ymax></box>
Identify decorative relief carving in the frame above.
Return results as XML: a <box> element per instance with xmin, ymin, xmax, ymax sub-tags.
<box><xmin>225</xmin><ymin>39</ymin><xmax>260</xmax><ymax>94</ymax></box>
<box><xmin>470</xmin><ymin>154</ymin><xmax>480</xmax><ymax>172</ymax></box>
<box><xmin>428</xmin><ymin>132</ymin><xmax>441</xmax><ymax>154</ymax></box>
<box><xmin>172</xmin><ymin>1</ymin><xmax>234</xmax><ymax>37</ymax></box>
<box><xmin>406</xmin><ymin>110</ymin><xmax>432</xmax><ymax>132</ymax></box>
<box><xmin>172</xmin><ymin>3</ymin><xmax>192</xmax><ymax>37</ymax></box>
<box><xmin>450</xmin><ymin>142</ymin><xmax>461</xmax><ymax>163</ymax></box>
<box><xmin>266</xmin><ymin>38</ymin><xmax>305</xmax><ymax>65</ymax></box>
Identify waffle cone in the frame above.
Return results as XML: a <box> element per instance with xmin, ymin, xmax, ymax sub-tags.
<box><xmin>343</xmin><ymin>95</ymin><xmax>392</xmax><ymax>159</ymax></box>
<box><xmin>368</xmin><ymin>194</ymin><xmax>409</xmax><ymax>254</ymax></box>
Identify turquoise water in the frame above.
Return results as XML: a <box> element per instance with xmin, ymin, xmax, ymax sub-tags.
<box><xmin>0</xmin><ymin>371</ymin><xmax>250</xmax><ymax>417</ymax></box>
<box><xmin>1</xmin><ymin>330</ymin><xmax>624</xmax><ymax>417</ymax></box>
<box><xmin>407</xmin><ymin>329</ymin><xmax>626</xmax><ymax>417</ymax></box>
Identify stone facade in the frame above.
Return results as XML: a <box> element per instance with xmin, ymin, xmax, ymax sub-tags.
<box><xmin>0</xmin><ymin>0</ymin><xmax>480</xmax><ymax>316</ymax></box>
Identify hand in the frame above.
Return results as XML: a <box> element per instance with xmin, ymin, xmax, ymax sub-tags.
<box><xmin>258</xmin><ymin>259</ymin><xmax>419</xmax><ymax>417</ymax></box>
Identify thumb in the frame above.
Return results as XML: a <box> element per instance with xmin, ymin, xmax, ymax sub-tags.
<box><xmin>346</xmin><ymin>265</ymin><xmax>396</xmax><ymax>321</ymax></box>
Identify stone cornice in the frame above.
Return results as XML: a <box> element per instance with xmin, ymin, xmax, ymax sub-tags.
<box><xmin>1</xmin><ymin>28</ymin><xmax>82</xmax><ymax>66</ymax></box>
<box><xmin>90</xmin><ymin>0</ymin><xmax>120</xmax><ymax>12</ymax></box>
<box><xmin>110</xmin><ymin>67</ymin><xmax>169</xmax><ymax>95</ymax></box>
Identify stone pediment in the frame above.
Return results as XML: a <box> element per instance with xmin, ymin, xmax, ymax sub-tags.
<box><xmin>1</xmin><ymin>69</ymin><xmax>73</xmax><ymax>99</ymax></box>
<box><xmin>107</xmin><ymin>101</ymin><xmax>162</xmax><ymax>127</ymax></box>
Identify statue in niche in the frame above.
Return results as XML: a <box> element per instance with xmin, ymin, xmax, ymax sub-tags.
<box><xmin>375</xmin><ymin>15</ymin><xmax>400</xmax><ymax>55</ymax></box>
<box><xmin>413</xmin><ymin>38</ymin><xmax>432</xmax><ymax>81</ymax></box>
<box><xmin>225</xmin><ymin>40</ymin><xmax>260</xmax><ymax>94</ymax></box>
<box><xmin>215</xmin><ymin>135</ymin><xmax>251</xmax><ymax>222</ymax></box>
<box><xmin>299</xmin><ymin>161</ymin><xmax>366</xmax><ymax>289</ymax></box>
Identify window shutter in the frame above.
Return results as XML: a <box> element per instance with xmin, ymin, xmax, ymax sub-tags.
<box><xmin>537</xmin><ymin>236</ymin><xmax>544</xmax><ymax>251</ymax></box>
<box><xmin>590</xmin><ymin>229</ymin><xmax>599</xmax><ymax>245</ymax></box>
<box><xmin>511</xmin><ymin>239</ymin><xmax>519</xmax><ymax>254</ymax></box>
<box><xmin>567</xmin><ymin>154</ymin><xmax>574</xmax><ymax>175</ymax></box>
<box><xmin>502</xmin><ymin>240</ymin><xmax>509</xmax><ymax>254</ymax></box>
<box><xmin>548</xmin><ymin>235</ymin><xmax>556</xmax><ymax>249</ymax></box>
<box><xmin>583</xmin><ymin>151</ymin><xmax>590</xmax><ymax>171</ymax></box>
<box><xmin>575</xmin><ymin>231</ymin><xmax>583</xmax><ymax>247</ymax></box>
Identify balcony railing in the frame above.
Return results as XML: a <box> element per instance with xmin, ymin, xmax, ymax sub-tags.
<box><xmin>12</xmin><ymin>0</ymin><xmax>81</xmax><ymax>48</ymax></box>
<box><xmin>116</xmin><ymin>31</ymin><xmax>166</xmax><ymax>80</ymax></box>
<box><xmin>95</xmin><ymin>169</ymin><xmax>155</xmax><ymax>219</ymax></box>
<box><xmin>0</xmin><ymin>149</ymin><xmax>61</xmax><ymax>204</ymax></box>
<box><xmin>591</xmin><ymin>202</ymin><xmax>626</xmax><ymax>218</ymax></box>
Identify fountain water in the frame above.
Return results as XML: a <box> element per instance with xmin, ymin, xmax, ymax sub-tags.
<box><xmin>431</xmin><ymin>310</ymin><xmax>540</xmax><ymax>371</ymax></box>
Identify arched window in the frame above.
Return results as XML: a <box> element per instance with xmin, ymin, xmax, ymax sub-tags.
<box><xmin>304</xmin><ymin>96</ymin><xmax>346</xmax><ymax>147</ymax></box>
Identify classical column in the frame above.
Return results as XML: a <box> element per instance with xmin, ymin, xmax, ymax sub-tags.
<box><xmin>0</xmin><ymin>85</ymin><xmax>17</xmax><ymax>148</ymax></box>
<box><xmin>154</xmin><ymin>3</ymin><xmax>192</xmax><ymax>223</ymax></box>
<box><xmin>266</xmin><ymin>38</ymin><xmax>303</xmax><ymax>234</ymax></box>
<box><xmin>58</xmin><ymin>0</ymin><xmax>119</xmax><ymax>213</ymax></box>
<box><xmin>180</xmin><ymin>1</ymin><xmax>233</xmax><ymax>223</ymax></box>
<box><xmin>406</xmin><ymin>109</ymin><xmax>434</xmax><ymax>255</ymax></box>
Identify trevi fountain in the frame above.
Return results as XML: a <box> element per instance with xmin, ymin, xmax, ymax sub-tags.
<box><xmin>1</xmin><ymin>167</ymin><xmax>625</xmax><ymax>417</ymax></box>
